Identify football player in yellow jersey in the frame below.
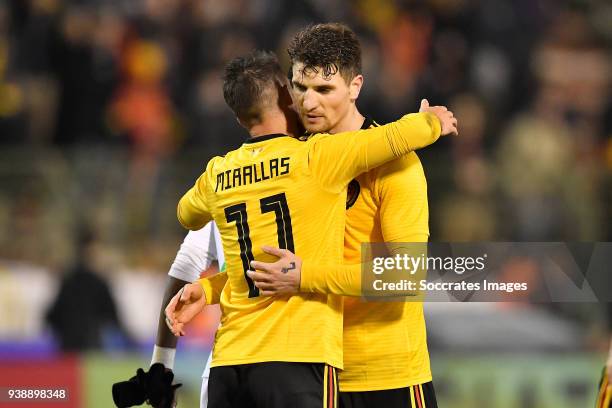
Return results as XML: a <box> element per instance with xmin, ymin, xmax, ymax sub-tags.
<box><xmin>165</xmin><ymin>49</ymin><xmax>455</xmax><ymax>408</ymax></box>
<box><xmin>246</xmin><ymin>23</ymin><xmax>446</xmax><ymax>408</ymax></box>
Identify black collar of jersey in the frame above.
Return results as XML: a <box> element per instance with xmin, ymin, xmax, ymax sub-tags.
<box><xmin>361</xmin><ymin>117</ymin><xmax>374</xmax><ymax>130</ymax></box>
<box><xmin>244</xmin><ymin>133</ymin><xmax>288</xmax><ymax>144</ymax></box>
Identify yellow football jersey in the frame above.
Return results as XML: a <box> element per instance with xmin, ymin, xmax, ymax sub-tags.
<box><xmin>299</xmin><ymin>118</ymin><xmax>433</xmax><ymax>391</ymax></box>
<box><xmin>340</xmin><ymin>155</ymin><xmax>432</xmax><ymax>391</ymax></box>
<box><xmin>178</xmin><ymin>113</ymin><xmax>441</xmax><ymax>369</ymax></box>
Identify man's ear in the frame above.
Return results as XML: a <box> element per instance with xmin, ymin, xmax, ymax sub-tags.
<box><xmin>275</xmin><ymin>78</ymin><xmax>295</xmax><ymax>111</ymax></box>
<box><xmin>236</xmin><ymin>116</ymin><xmax>248</xmax><ymax>129</ymax></box>
<box><xmin>349</xmin><ymin>74</ymin><xmax>364</xmax><ymax>101</ymax></box>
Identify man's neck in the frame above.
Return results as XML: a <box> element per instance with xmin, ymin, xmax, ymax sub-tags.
<box><xmin>329</xmin><ymin>106</ymin><xmax>366</xmax><ymax>134</ymax></box>
<box><xmin>249</xmin><ymin>111</ymin><xmax>293</xmax><ymax>138</ymax></box>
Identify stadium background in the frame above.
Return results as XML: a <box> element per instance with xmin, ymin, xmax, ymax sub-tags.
<box><xmin>0</xmin><ymin>0</ymin><xmax>611</xmax><ymax>407</ymax></box>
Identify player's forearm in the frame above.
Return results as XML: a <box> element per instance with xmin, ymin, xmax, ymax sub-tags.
<box><xmin>327</xmin><ymin>112</ymin><xmax>440</xmax><ymax>186</ymax></box>
<box><xmin>370</xmin><ymin>112</ymin><xmax>441</xmax><ymax>167</ymax></box>
<box><xmin>300</xmin><ymin>261</ymin><xmax>361</xmax><ymax>296</ymax></box>
<box><xmin>199</xmin><ymin>271</ymin><xmax>228</xmax><ymax>305</ymax></box>
<box><xmin>300</xmin><ymin>234</ymin><xmax>429</xmax><ymax>297</ymax></box>
<box><xmin>311</xmin><ymin>112</ymin><xmax>441</xmax><ymax>193</ymax></box>
<box><xmin>155</xmin><ymin>276</ymin><xmax>189</xmax><ymax>349</ymax></box>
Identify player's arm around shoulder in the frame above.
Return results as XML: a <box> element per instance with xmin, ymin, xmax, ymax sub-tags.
<box><xmin>306</xmin><ymin>101</ymin><xmax>455</xmax><ymax>194</ymax></box>
<box><xmin>245</xmin><ymin>134</ymin><xmax>437</xmax><ymax>298</ymax></box>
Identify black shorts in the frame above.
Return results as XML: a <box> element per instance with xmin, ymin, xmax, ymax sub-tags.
<box><xmin>339</xmin><ymin>382</ymin><xmax>437</xmax><ymax>408</ymax></box>
<box><xmin>208</xmin><ymin>362</ymin><xmax>338</xmax><ymax>408</ymax></box>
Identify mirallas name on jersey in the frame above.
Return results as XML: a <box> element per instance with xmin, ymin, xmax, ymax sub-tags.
<box><xmin>215</xmin><ymin>157</ymin><xmax>290</xmax><ymax>192</ymax></box>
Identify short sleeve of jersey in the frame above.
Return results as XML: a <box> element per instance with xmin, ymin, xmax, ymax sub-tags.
<box><xmin>375</xmin><ymin>152</ymin><xmax>429</xmax><ymax>242</ymax></box>
<box><xmin>168</xmin><ymin>221</ymin><xmax>219</xmax><ymax>282</ymax></box>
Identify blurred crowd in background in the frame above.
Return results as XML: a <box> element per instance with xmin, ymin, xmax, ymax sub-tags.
<box><xmin>0</xmin><ymin>1</ymin><xmax>611</xmax><ymax>405</ymax></box>
<box><xmin>0</xmin><ymin>0</ymin><xmax>611</xmax><ymax>347</ymax></box>
<box><xmin>1</xmin><ymin>0</ymin><xmax>611</xmax><ymax>268</ymax></box>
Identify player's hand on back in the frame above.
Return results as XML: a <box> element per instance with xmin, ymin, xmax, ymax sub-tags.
<box><xmin>164</xmin><ymin>283</ymin><xmax>206</xmax><ymax>337</ymax></box>
<box><xmin>248</xmin><ymin>246</ymin><xmax>302</xmax><ymax>296</ymax></box>
<box><xmin>419</xmin><ymin>99</ymin><xmax>458</xmax><ymax>136</ymax></box>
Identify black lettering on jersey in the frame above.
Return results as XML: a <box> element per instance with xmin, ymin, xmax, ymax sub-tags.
<box><xmin>218</xmin><ymin>158</ymin><xmax>290</xmax><ymax>192</ymax></box>
<box><xmin>254</xmin><ymin>163</ymin><xmax>262</xmax><ymax>182</ymax></box>
<box><xmin>224</xmin><ymin>170</ymin><xmax>232</xmax><ymax>190</ymax></box>
<box><xmin>215</xmin><ymin>173</ymin><xmax>224</xmax><ymax>192</ymax></box>
<box><xmin>260</xmin><ymin>161</ymin><xmax>270</xmax><ymax>180</ymax></box>
<box><xmin>346</xmin><ymin>179</ymin><xmax>360</xmax><ymax>209</ymax></box>
<box><xmin>261</xmin><ymin>193</ymin><xmax>295</xmax><ymax>252</ymax></box>
<box><xmin>270</xmin><ymin>158</ymin><xmax>279</xmax><ymax>177</ymax></box>
<box><xmin>243</xmin><ymin>165</ymin><xmax>253</xmax><ymax>185</ymax></box>
<box><xmin>232</xmin><ymin>168</ymin><xmax>242</xmax><ymax>189</ymax></box>
<box><xmin>280</xmin><ymin>157</ymin><xmax>290</xmax><ymax>175</ymax></box>
<box><xmin>224</xmin><ymin>203</ymin><xmax>258</xmax><ymax>297</ymax></box>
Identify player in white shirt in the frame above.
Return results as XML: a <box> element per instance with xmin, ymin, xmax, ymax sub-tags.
<box><xmin>150</xmin><ymin>221</ymin><xmax>223</xmax><ymax>408</ymax></box>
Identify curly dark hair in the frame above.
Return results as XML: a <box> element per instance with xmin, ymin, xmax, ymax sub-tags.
<box><xmin>287</xmin><ymin>23</ymin><xmax>362</xmax><ymax>82</ymax></box>
<box><xmin>223</xmin><ymin>50</ymin><xmax>285</xmax><ymax>126</ymax></box>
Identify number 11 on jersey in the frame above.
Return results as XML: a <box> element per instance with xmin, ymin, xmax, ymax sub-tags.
<box><xmin>224</xmin><ymin>193</ymin><xmax>294</xmax><ymax>298</ymax></box>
